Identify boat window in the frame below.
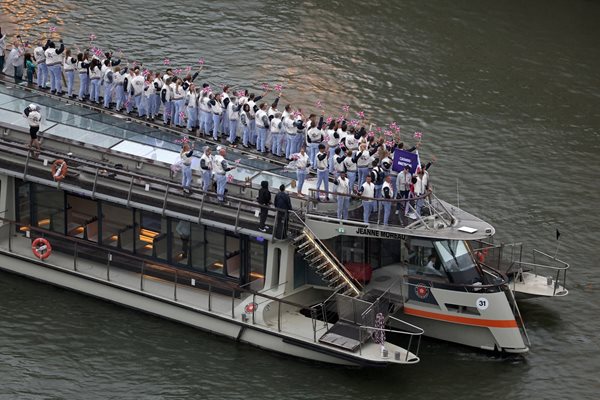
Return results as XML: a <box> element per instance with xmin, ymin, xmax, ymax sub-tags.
<box><xmin>248</xmin><ymin>236</ymin><xmax>266</xmax><ymax>290</ymax></box>
<box><xmin>101</xmin><ymin>203</ymin><xmax>134</xmax><ymax>251</ymax></box>
<box><xmin>206</xmin><ymin>226</ymin><xmax>225</xmax><ymax>274</ymax></box>
<box><xmin>226</xmin><ymin>233</ymin><xmax>241</xmax><ymax>278</ymax></box>
<box><xmin>188</xmin><ymin>222</ymin><xmax>205</xmax><ymax>271</ymax></box>
<box><xmin>336</xmin><ymin>236</ymin><xmax>367</xmax><ymax>265</ymax></box>
<box><xmin>135</xmin><ymin>210</ymin><xmax>167</xmax><ymax>259</ymax></box>
<box><xmin>433</xmin><ymin>240</ymin><xmax>482</xmax><ymax>284</ymax></box>
<box><xmin>380</xmin><ymin>238</ymin><xmax>402</xmax><ymax>268</ymax></box>
<box><xmin>66</xmin><ymin>194</ymin><xmax>98</xmax><ymax>242</ymax></box>
<box><xmin>16</xmin><ymin>180</ymin><xmax>31</xmax><ymax>232</ymax></box>
<box><xmin>402</xmin><ymin>238</ymin><xmax>450</xmax><ymax>283</ymax></box>
<box><xmin>172</xmin><ymin>219</ymin><xmax>191</xmax><ymax>266</ymax></box>
<box><xmin>33</xmin><ymin>185</ymin><xmax>64</xmax><ymax>234</ymax></box>
<box><xmin>269</xmin><ymin>247</ymin><xmax>281</xmax><ymax>290</ymax></box>
<box><xmin>434</xmin><ymin>240</ymin><xmax>474</xmax><ymax>272</ymax></box>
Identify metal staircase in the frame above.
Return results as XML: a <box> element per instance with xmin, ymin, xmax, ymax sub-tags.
<box><xmin>292</xmin><ymin>227</ymin><xmax>362</xmax><ymax>297</ymax></box>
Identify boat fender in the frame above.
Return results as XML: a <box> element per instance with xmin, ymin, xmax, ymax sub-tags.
<box><xmin>32</xmin><ymin>237</ymin><xmax>52</xmax><ymax>259</ymax></box>
<box><xmin>51</xmin><ymin>159</ymin><xmax>68</xmax><ymax>181</ymax></box>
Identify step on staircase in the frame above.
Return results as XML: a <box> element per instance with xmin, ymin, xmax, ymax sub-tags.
<box><xmin>293</xmin><ymin>229</ymin><xmax>362</xmax><ymax>297</ymax></box>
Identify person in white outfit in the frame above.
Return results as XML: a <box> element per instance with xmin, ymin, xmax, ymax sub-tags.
<box><xmin>23</xmin><ymin>103</ymin><xmax>42</xmax><ymax>155</ymax></box>
<box><xmin>44</xmin><ymin>39</ymin><xmax>65</xmax><ymax>94</ymax></box>
<box><xmin>334</xmin><ymin>172</ymin><xmax>350</xmax><ymax>219</ymax></box>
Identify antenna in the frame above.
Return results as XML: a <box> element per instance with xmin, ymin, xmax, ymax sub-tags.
<box><xmin>456</xmin><ymin>178</ymin><xmax>460</xmax><ymax>209</ymax></box>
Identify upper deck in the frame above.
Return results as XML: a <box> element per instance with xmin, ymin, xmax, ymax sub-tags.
<box><xmin>0</xmin><ymin>80</ymin><xmax>495</xmax><ymax>241</ymax></box>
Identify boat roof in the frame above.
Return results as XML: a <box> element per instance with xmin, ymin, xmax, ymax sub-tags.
<box><xmin>0</xmin><ymin>81</ymin><xmax>495</xmax><ymax>241</ymax></box>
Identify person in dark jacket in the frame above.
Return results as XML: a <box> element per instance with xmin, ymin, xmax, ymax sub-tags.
<box><xmin>274</xmin><ymin>184</ymin><xmax>292</xmax><ymax>239</ymax></box>
<box><xmin>257</xmin><ymin>180</ymin><xmax>271</xmax><ymax>232</ymax></box>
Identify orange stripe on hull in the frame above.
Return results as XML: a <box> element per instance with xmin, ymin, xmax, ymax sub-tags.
<box><xmin>404</xmin><ymin>307</ymin><xmax>518</xmax><ymax>328</ymax></box>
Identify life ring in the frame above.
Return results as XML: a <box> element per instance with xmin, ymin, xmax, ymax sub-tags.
<box><xmin>32</xmin><ymin>238</ymin><xmax>52</xmax><ymax>260</ymax></box>
<box><xmin>51</xmin><ymin>159</ymin><xmax>68</xmax><ymax>181</ymax></box>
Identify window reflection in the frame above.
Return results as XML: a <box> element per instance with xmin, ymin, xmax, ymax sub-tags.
<box><xmin>34</xmin><ymin>185</ymin><xmax>64</xmax><ymax>234</ymax></box>
<box><xmin>16</xmin><ymin>181</ymin><xmax>31</xmax><ymax>231</ymax></box>
<box><xmin>226</xmin><ymin>234</ymin><xmax>241</xmax><ymax>278</ymax></box>
<box><xmin>15</xmin><ymin>180</ymin><xmax>266</xmax><ymax>286</ymax></box>
<box><xmin>66</xmin><ymin>194</ymin><xmax>98</xmax><ymax>242</ymax></box>
<box><xmin>136</xmin><ymin>210</ymin><xmax>167</xmax><ymax>259</ymax></box>
<box><xmin>249</xmin><ymin>237</ymin><xmax>266</xmax><ymax>290</ymax></box>
<box><xmin>206</xmin><ymin>227</ymin><xmax>224</xmax><ymax>274</ymax></box>
<box><xmin>101</xmin><ymin>203</ymin><xmax>133</xmax><ymax>251</ymax></box>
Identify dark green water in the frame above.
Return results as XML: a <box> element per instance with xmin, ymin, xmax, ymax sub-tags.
<box><xmin>0</xmin><ymin>0</ymin><xmax>599</xmax><ymax>398</ymax></box>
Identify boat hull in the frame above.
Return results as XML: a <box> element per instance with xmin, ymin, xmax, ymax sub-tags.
<box><xmin>393</xmin><ymin>288</ymin><xmax>528</xmax><ymax>353</ymax></box>
<box><xmin>0</xmin><ymin>250</ymin><xmax>390</xmax><ymax>367</ymax></box>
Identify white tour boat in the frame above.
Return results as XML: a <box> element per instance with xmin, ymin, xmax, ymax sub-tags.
<box><xmin>0</xmin><ymin>77</ymin><xmax>568</xmax><ymax>355</ymax></box>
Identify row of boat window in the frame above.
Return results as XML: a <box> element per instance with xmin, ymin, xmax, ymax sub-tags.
<box><xmin>16</xmin><ymin>180</ymin><xmax>267</xmax><ymax>289</ymax></box>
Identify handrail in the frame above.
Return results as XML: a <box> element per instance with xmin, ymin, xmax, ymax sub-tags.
<box><xmin>305</xmin><ymin>186</ymin><xmax>456</xmax><ymax>231</ymax></box>
<box><xmin>307</xmin><ymin>187</ymin><xmax>433</xmax><ymax>203</ymax></box>
<box><xmin>0</xmin><ymin>136</ymin><xmax>291</xmax><ymax>204</ymax></box>
<box><xmin>289</xmin><ymin>210</ymin><xmax>362</xmax><ymax>294</ymax></box>
<box><xmin>0</xmin><ymin>78</ymin><xmax>294</xmax><ymax>171</ymax></box>
<box><xmin>1</xmin><ymin>216</ymin><xmax>309</xmax><ymax>311</ymax></box>
<box><xmin>387</xmin><ymin>315</ymin><xmax>425</xmax><ymax>335</ymax></box>
<box><xmin>0</xmin><ymin>137</ymin><xmax>309</xmax><ymax>235</ymax></box>
<box><xmin>357</xmin><ymin>317</ymin><xmax>423</xmax><ymax>361</ymax></box>
<box><xmin>513</xmin><ymin>260</ymin><xmax>569</xmax><ymax>272</ymax></box>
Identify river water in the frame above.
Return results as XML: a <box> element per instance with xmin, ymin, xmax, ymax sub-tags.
<box><xmin>0</xmin><ymin>0</ymin><xmax>599</xmax><ymax>399</ymax></box>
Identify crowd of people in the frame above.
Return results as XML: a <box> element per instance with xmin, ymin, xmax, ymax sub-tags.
<box><xmin>2</xmin><ymin>29</ymin><xmax>435</xmax><ymax>228</ymax></box>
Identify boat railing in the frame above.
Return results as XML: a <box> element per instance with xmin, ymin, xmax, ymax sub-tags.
<box><xmin>0</xmin><ymin>137</ymin><xmax>308</xmax><ymax>240</ymax></box>
<box><xmin>0</xmin><ymin>77</ymin><xmax>294</xmax><ymax>172</ymax></box>
<box><xmin>513</xmin><ymin>249</ymin><xmax>569</xmax><ymax>296</ymax></box>
<box><xmin>358</xmin><ymin>314</ymin><xmax>423</xmax><ymax>362</ymax></box>
<box><xmin>336</xmin><ymin>293</ymin><xmax>422</xmax><ymax>362</ymax></box>
<box><xmin>305</xmin><ymin>187</ymin><xmax>456</xmax><ymax>231</ymax></box>
<box><xmin>0</xmin><ymin>217</ymin><xmax>362</xmax><ymax>343</ymax></box>
<box><xmin>3</xmin><ymin>217</ymin><xmax>419</xmax><ymax>352</ymax></box>
<box><xmin>470</xmin><ymin>240</ymin><xmax>569</xmax><ymax>296</ymax></box>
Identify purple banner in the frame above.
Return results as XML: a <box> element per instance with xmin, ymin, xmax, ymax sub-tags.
<box><xmin>392</xmin><ymin>149</ymin><xmax>420</xmax><ymax>173</ymax></box>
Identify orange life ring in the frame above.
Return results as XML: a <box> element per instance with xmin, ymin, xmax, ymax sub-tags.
<box><xmin>51</xmin><ymin>159</ymin><xmax>68</xmax><ymax>181</ymax></box>
<box><xmin>32</xmin><ymin>237</ymin><xmax>52</xmax><ymax>260</ymax></box>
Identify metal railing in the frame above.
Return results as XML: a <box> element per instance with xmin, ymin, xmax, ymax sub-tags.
<box><xmin>311</xmin><ymin>292</ymin><xmax>422</xmax><ymax>362</ymax></box>
<box><xmin>1</xmin><ymin>217</ymin><xmax>422</xmax><ymax>361</ymax></box>
<box><xmin>0</xmin><ymin>137</ymin><xmax>309</xmax><ymax>241</ymax></box>
<box><xmin>0</xmin><ymin>76</ymin><xmax>294</xmax><ymax>171</ymax></box>
<box><xmin>470</xmin><ymin>240</ymin><xmax>569</xmax><ymax>296</ymax></box>
<box><xmin>305</xmin><ymin>187</ymin><xmax>456</xmax><ymax>231</ymax></box>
